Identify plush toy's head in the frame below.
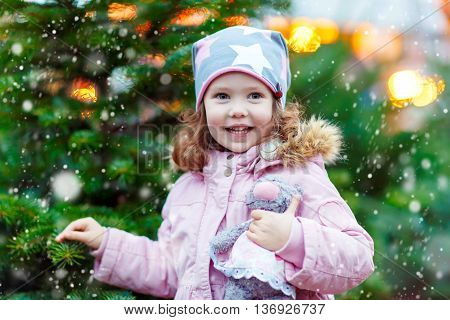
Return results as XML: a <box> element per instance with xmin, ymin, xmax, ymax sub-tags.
<box><xmin>245</xmin><ymin>176</ymin><xmax>302</xmax><ymax>213</ymax></box>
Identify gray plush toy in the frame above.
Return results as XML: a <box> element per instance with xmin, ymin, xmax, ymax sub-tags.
<box><xmin>209</xmin><ymin>176</ymin><xmax>303</xmax><ymax>300</ymax></box>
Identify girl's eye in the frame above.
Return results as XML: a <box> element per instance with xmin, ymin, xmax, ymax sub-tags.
<box><xmin>215</xmin><ymin>93</ymin><xmax>229</xmax><ymax>100</ymax></box>
<box><xmin>249</xmin><ymin>92</ymin><xmax>262</xmax><ymax>99</ymax></box>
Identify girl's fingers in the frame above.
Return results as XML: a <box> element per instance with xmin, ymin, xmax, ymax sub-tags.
<box><xmin>246</xmin><ymin>230</ymin><xmax>259</xmax><ymax>244</ymax></box>
<box><xmin>55</xmin><ymin>218</ymin><xmax>88</xmax><ymax>242</ymax></box>
<box><xmin>61</xmin><ymin>220</ymin><xmax>86</xmax><ymax>235</ymax></box>
<box><xmin>68</xmin><ymin>218</ymin><xmax>90</xmax><ymax>232</ymax></box>
<box><xmin>251</xmin><ymin>210</ymin><xmax>263</xmax><ymax>220</ymax></box>
<box><xmin>58</xmin><ymin>230</ymin><xmax>89</xmax><ymax>243</ymax></box>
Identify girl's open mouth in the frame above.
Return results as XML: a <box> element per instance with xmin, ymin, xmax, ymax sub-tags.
<box><xmin>225</xmin><ymin>126</ymin><xmax>254</xmax><ymax>137</ymax></box>
<box><xmin>225</xmin><ymin>127</ymin><xmax>253</xmax><ymax>135</ymax></box>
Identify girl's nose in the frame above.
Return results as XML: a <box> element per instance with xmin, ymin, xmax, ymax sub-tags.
<box><xmin>228</xmin><ymin>103</ymin><xmax>248</xmax><ymax>117</ymax></box>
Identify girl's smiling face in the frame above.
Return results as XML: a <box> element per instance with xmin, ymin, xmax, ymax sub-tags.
<box><xmin>203</xmin><ymin>72</ymin><xmax>274</xmax><ymax>153</ymax></box>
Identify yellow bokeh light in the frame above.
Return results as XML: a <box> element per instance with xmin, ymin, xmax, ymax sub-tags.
<box><xmin>388</xmin><ymin>71</ymin><xmax>445</xmax><ymax>108</ymax></box>
<box><xmin>351</xmin><ymin>22</ymin><xmax>402</xmax><ymax>63</ymax></box>
<box><xmin>290</xmin><ymin>17</ymin><xmax>315</xmax><ymax>30</ymax></box>
<box><xmin>313</xmin><ymin>18</ymin><xmax>339</xmax><ymax>44</ymax></box>
<box><xmin>264</xmin><ymin>16</ymin><xmax>291</xmax><ymax>39</ymax></box>
<box><xmin>267</xmin><ymin>16</ymin><xmax>339</xmax><ymax>46</ymax></box>
<box><xmin>412</xmin><ymin>76</ymin><xmax>446</xmax><ymax>107</ymax></box>
<box><xmin>390</xmin><ymin>99</ymin><xmax>410</xmax><ymax>109</ymax></box>
<box><xmin>388</xmin><ymin>70</ymin><xmax>423</xmax><ymax>101</ymax></box>
<box><xmin>288</xmin><ymin>26</ymin><xmax>321</xmax><ymax>53</ymax></box>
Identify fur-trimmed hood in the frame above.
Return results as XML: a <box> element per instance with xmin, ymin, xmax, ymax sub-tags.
<box><xmin>275</xmin><ymin>115</ymin><xmax>344</xmax><ymax>167</ymax></box>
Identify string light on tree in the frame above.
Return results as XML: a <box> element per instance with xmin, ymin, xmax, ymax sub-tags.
<box><xmin>291</xmin><ymin>17</ymin><xmax>339</xmax><ymax>45</ymax></box>
<box><xmin>80</xmin><ymin>109</ymin><xmax>94</xmax><ymax>119</ymax></box>
<box><xmin>265</xmin><ymin>16</ymin><xmax>339</xmax><ymax>46</ymax></box>
<box><xmin>170</xmin><ymin>8</ymin><xmax>215</xmax><ymax>26</ymax></box>
<box><xmin>138</xmin><ymin>53</ymin><xmax>166</xmax><ymax>68</ymax></box>
<box><xmin>69</xmin><ymin>78</ymin><xmax>98</xmax><ymax>103</ymax></box>
<box><xmin>412</xmin><ymin>76</ymin><xmax>445</xmax><ymax>107</ymax></box>
<box><xmin>288</xmin><ymin>25</ymin><xmax>321</xmax><ymax>53</ymax></box>
<box><xmin>223</xmin><ymin>15</ymin><xmax>249</xmax><ymax>27</ymax></box>
<box><xmin>108</xmin><ymin>3</ymin><xmax>138</xmax><ymax>22</ymax></box>
<box><xmin>387</xmin><ymin>70</ymin><xmax>446</xmax><ymax>108</ymax></box>
<box><xmin>388</xmin><ymin>70</ymin><xmax>423</xmax><ymax>108</ymax></box>
<box><xmin>156</xmin><ymin>99</ymin><xmax>182</xmax><ymax>113</ymax></box>
<box><xmin>85</xmin><ymin>11</ymin><xmax>96</xmax><ymax>19</ymax></box>
<box><xmin>135</xmin><ymin>21</ymin><xmax>152</xmax><ymax>36</ymax></box>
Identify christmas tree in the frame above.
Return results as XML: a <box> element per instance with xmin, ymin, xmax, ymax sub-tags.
<box><xmin>0</xmin><ymin>0</ymin><xmax>290</xmax><ymax>299</ymax></box>
<box><xmin>1</xmin><ymin>0</ymin><xmax>449</xmax><ymax>300</ymax></box>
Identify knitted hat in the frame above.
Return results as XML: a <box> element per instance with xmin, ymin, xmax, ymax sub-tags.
<box><xmin>191</xmin><ymin>26</ymin><xmax>291</xmax><ymax>112</ymax></box>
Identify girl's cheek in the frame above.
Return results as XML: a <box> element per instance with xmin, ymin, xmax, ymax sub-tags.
<box><xmin>206</xmin><ymin>111</ymin><xmax>228</xmax><ymax>127</ymax></box>
<box><xmin>207</xmin><ymin>126</ymin><xmax>222</xmax><ymax>137</ymax></box>
<box><xmin>207</xmin><ymin>118</ymin><xmax>225</xmax><ymax>128</ymax></box>
<box><xmin>251</xmin><ymin>112</ymin><xmax>272</xmax><ymax>126</ymax></box>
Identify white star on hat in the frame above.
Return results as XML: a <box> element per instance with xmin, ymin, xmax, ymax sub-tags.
<box><xmin>229</xmin><ymin>43</ymin><xmax>273</xmax><ymax>75</ymax></box>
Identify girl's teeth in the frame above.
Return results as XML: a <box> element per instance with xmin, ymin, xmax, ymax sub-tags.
<box><xmin>227</xmin><ymin>127</ymin><xmax>250</xmax><ymax>133</ymax></box>
<box><xmin>227</xmin><ymin>127</ymin><xmax>250</xmax><ymax>131</ymax></box>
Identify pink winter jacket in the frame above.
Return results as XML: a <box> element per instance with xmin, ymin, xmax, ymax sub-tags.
<box><xmin>89</xmin><ymin>116</ymin><xmax>375</xmax><ymax>300</ymax></box>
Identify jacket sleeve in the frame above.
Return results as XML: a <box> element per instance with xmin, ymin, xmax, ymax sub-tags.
<box><xmin>275</xmin><ymin>155</ymin><xmax>375</xmax><ymax>295</ymax></box>
<box><xmin>88</xmin><ymin>189</ymin><xmax>178</xmax><ymax>298</ymax></box>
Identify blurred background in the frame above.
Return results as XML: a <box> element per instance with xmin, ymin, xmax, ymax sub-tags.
<box><xmin>0</xmin><ymin>0</ymin><xmax>448</xmax><ymax>299</ymax></box>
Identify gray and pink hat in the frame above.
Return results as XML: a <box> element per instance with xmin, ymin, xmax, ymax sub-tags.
<box><xmin>191</xmin><ymin>25</ymin><xmax>291</xmax><ymax>111</ymax></box>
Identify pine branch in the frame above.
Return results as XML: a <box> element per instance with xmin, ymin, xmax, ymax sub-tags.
<box><xmin>47</xmin><ymin>241</ymin><xmax>86</xmax><ymax>268</ymax></box>
<box><xmin>0</xmin><ymin>195</ymin><xmax>44</xmax><ymax>227</ymax></box>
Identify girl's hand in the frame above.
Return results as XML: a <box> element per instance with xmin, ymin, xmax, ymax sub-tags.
<box><xmin>55</xmin><ymin>217</ymin><xmax>106</xmax><ymax>250</ymax></box>
<box><xmin>246</xmin><ymin>196</ymin><xmax>300</xmax><ymax>251</ymax></box>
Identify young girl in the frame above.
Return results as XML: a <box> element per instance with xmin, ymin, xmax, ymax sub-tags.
<box><xmin>55</xmin><ymin>26</ymin><xmax>375</xmax><ymax>300</ymax></box>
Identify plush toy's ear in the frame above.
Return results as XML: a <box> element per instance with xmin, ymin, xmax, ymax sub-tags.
<box><xmin>253</xmin><ymin>181</ymin><xmax>280</xmax><ymax>201</ymax></box>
